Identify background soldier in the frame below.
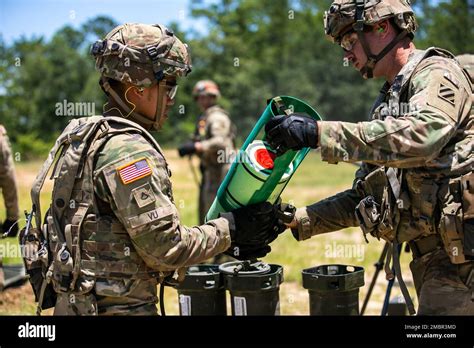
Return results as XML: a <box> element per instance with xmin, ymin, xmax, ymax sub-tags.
<box><xmin>178</xmin><ymin>80</ymin><xmax>236</xmax><ymax>224</ymax></box>
<box><xmin>0</xmin><ymin>125</ymin><xmax>20</xmax><ymax>291</ymax></box>
<box><xmin>265</xmin><ymin>0</ymin><xmax>473</xmax><ymax>315</ymax></box>
<box><xmin>28</xmin><ymin>23</ymin><xmax>283</xmax><ymax>315</ymax></box>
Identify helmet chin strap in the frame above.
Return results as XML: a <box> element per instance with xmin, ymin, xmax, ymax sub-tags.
<box><xmin>153</xmin><ymin>80</ymin><xmax>170</xmax><ymax>131</ymax></box>
<box><xmin>101</xmin><ymin>78</ymin><xmax>169</xmax><ymax>131</ymax></box>
<box><xmin>355</xmin><ymin>29</ymin><xmax>409</xmax><ymax>79</ymax></box>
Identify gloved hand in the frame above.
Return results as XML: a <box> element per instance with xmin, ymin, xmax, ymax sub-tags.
<box><xmin>230</xmin><ymin>201</ymin><xmax>286</xmax><ymax>245</ymax></box>
<box><xmin>2</xmin><ymin>219</ymin><xmax>19</xmax><ymax>237</ymax></box>
<box><xmin>178</xmin><ymin>141</ymin><xmax>196</xmax><ymax>157</ymax></box>
<box><xmin>264</xmin><ymin>113</ymin><xmax>318</xmax><ymax>155</ymax></box>
<box><xmin>222</xmin><ymin>201</ymin><xmax>288</xmax><ymax>260</ymax></box>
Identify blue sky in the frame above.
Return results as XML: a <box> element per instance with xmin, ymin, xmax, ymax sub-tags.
<box><xmin>0</xmin><ymin>0</ymin><xmax>210</xmax><ymax>44</ymax></box>
<box><xmin>0</xmin><ymin>0</ymin><xmax>447</xmax><ymax>44</ymax></box>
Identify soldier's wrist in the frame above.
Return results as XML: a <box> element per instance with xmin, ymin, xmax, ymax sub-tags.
<box><xmin>316</xmin><ymin>121</ymin><xmax>322</xmax><ymax>147</ymax></box>
<box><xmin>292</xmin><ymin>208</ymin><xmax>313</xmax><ymax>241</ymax></box>
<box><xmin>217</xmin><ymin>212</ymin><xmax>236</xmax><ymax>236</ymax></box>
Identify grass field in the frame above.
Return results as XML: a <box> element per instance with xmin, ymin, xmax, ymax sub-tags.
<box><xmin>0</xmin><ymin>149</ymin><xmax>417</xmax><ymax>315</ymax></box>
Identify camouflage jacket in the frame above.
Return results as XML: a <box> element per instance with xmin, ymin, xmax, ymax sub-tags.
<box><xmin>34</xmin><ymin>116</ymin><xmax>231</xmax><ymax>315</ymax></box>
<box><xmin>94</xmin><ymin>129</ymin><xmax>232</xmax><ymax>269</ymax></box>
<box><xmin>0</xmin><ymin>125</ymin><xmax>19</xmax><ymax>220</ymax></box>
<box><xmin>293</xmin><ymin>47</ymin><xmax>473</xmax><ymax>243</ymax></box>
<box><xmin>194</xmin><ymin>105</ymin><xmax>235</xmax><ymax>168</ymax></box>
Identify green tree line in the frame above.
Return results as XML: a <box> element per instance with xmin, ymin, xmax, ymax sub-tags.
<box><xmin>0</xmin><ymin>0</ymin><xmax>472</xmax><ymax>159</ymax></box>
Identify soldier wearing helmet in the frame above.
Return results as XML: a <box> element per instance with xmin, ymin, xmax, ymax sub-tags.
<box><xmin>0</xmin><ymin>124</ymin><xmax>20</xmax><ymax>291</ymax></box>
<box><xmin>0</xmin><ymin>125</ymin><xmax>19</xmax><ymax>241</ymax></box>
<box><xmin>27</xmin><ymin>23</ymin><xmax>283</xmax><ymax>316</ymax></box>
<box><xmin>265</xmin><ymin>0</ymin><xmax>473</xmax><ymax>315</ymax></box>
<box><xmin>178</xmin><ymin>80</ymin><xmax>236</xmax><ymax>225</ymax></box>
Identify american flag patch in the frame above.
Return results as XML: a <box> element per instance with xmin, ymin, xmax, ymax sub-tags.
<box><xmin>117</xmin><ymin>158</ymin><xmax>152</xmax><ymax>185</ymax></box>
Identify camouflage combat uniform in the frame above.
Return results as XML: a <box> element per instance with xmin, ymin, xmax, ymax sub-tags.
<box><xmin>0</xmin><ymin>125</ymin><xmax>20</xmax><ymax>290</ymax></box>
<box><xmin>88</xmin><ymin>119</ymin><xmax>231</xmax><ymax>315</ymax></box>
<box><xmin>0</xmin><ymin>125</ymin><xmax>19</xmax><ymax>224</ymax></box>
<box><xmin>292</xmin><ymin>48</ymin><xmax>473</xmax><ymax>315</ymax></box>
<box><xmin>25</xmin><ymin>24</ymin><xmax>234</xmax><ymax>316</ymax></box>
<box><xmin>194</xmin><ymin>105</ymin><xmax>235</xmax><ymax>223</ymax></box>
<box><xmin>42</xmin><ymin>119</ymin><xmax>232</xmax><ymax>316</ymax></box>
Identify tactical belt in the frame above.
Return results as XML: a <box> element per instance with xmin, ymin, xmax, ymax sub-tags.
<box><xmin>409</xmin><ymin>234</ymin><xmax>442</xmax><ymax>259</ymax></box>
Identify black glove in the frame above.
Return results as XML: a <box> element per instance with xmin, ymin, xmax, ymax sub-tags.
<box><xmin>222</xmin><ymin>201</ymin><xmax>288</xmax><ymax>260</ymax></box>
<box><xmin>264</xmin><ymin>113</ymin><xmax>318</xmax><ymax>155</ymax></box>
<box><xmin>229</xmin><ymin>201</ymin><xmax>286</xmax><ymax>246</ymax></box>
<box><xmin>2</xmin><ymin>219</ymin><xmax>19</xmax><ymax>237</ymax></box>
<box><xmin>178</xmin><ymin>141</ymin><xmax>196</xmax><ymax>157</ymax></box>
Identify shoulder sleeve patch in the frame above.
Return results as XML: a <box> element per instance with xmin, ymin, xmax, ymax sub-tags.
<box><xmin>131</xmin><ymin>183</ymin><xmax>156</xmax><ymax>208</ymax></box>
<box><xmin>117</xmin><ymin>158</ymin><xmax>152</xmax><ymax>185</ymax></box>
<box><xmin>438</xmin><ymin>83</ymin><xmax>456</xmax><ymax>105</ymax></box>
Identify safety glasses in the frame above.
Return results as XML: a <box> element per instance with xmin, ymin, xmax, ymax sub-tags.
<box><xmin>340</xmin><ymin>31</ymin><xmax>359</xmax><ymax>52</ymax></box>
<box><xmin>161</xmin><ymin>79</ymin><xmax>178</xmax><ymax>100</ymax></box>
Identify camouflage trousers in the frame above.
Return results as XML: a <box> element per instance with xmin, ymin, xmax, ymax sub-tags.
<box><xmin>410</xmin><ymin>248</ymin><xmax>474</xmax><ymax>315</ymax></box>
<box><xmin>54</xmin><ymin>279</ymin><xmax>159</xmax><ymax>315</ymax></box>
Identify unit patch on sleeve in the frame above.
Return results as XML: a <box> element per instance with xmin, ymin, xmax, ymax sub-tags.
<box><xmin>438</xmin><ymin>83</ymin><xmax>456</xmax><ymax>105</ymax></box>
<box><xmin>132</xmin><ymin>183</ymin><xmax>156</xmax><ymax>208</ymax></box>
<box><xmin>117</xmin><ymin>158</ymin><xmax>152</xmax><ymax>185</ymax></box>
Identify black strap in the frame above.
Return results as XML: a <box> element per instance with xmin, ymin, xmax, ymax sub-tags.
<box><xmin>159</xmin><ymin>282</ymin><xmax>166</xmax><ymax>316</ymax></box>
<box><xmin>358</xmin><ymin>28</ymin><xmax>409</xmax><ymax>79</ymax></box>
<box><xmin>392</xmin><ymin>240</ymin><xmax>416</xmax><ymax>315</ymax></box>
<box><xmin>354</xmin><ymin>0</ymin><xmax>366</xmax><ymax>32</ymax></box>
<box><xmin>374</xmin><ymin>30</ymin><xmax>409</xmax><ymax>63</ymax></box>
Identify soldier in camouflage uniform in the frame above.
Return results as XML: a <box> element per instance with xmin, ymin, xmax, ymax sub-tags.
<box><xmin>178</xmin><ymin>80</ymin><xmax>236</xmax><ymax>224</ymax></box>
<box><xmin>265</xmin><ymin>0</ymin><xmax>473</xmax><ymax>315</ymax></box>
<box><xmin>0</xmin><ymin>125</ymin><xmax>20</xmax><ymax>290</ymax></box>
<box><xmin>0</xmin><ymin>125</ymin><xmax>19</xmax><ymax>238</ymax></box>
<box><xmin>25</xmin><ymin>23</ymin><xmax>283</xmax><ymax>316</ymax></box>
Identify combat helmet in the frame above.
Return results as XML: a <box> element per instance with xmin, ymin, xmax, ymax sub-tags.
<box><xmin>91</xmin><ymin>23</ymin><xmax>192</xmax><ymax>130</ymax></box>
<box><xmin>192</xmin><ymin>80</ymin><xmax>221</xmax><ymax>98</ymax></box>
<box><xmin>324</xmin><ymin>0</ymin><xmax>417</xmax><ymax>78</ymax></box>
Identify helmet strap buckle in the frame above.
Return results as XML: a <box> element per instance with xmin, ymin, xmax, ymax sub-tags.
<box><xmin>146</xmin><ymin>45</ymin><xmax>159</xmax><ymax>62</ymax></box>
<box><xmin>154</xmin><ymin>70</ymin><xmax>164</xmax><ymax>82</ymax></box>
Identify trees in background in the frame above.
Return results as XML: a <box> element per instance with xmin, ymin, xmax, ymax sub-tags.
<box><xmin>0</xmin><ymin>1</ymin><xmax>471</xmax><ymax>158</ymax></box>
